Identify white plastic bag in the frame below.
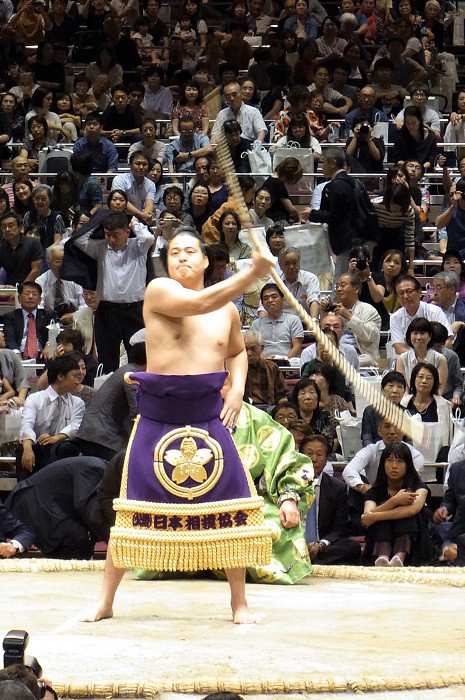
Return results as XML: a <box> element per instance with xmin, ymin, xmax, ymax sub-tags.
<box><xmin>94</xmin><ymin>364</ymin><xmax>113</xmax><ymax>391</ymax></box>
<box><xmin>273</xmin><ymin>146</ymin><xmax>314</xmax><ymax>194</ymax></box>
<box><xmin>247</xmin><ymin>142</ymin><xmax>272</xmax><ymax>186</ymax></box>
<box><xmin>335</xmin><ymin>409</ymin><xmax>362</xmax><ymax>461</ymax></box>
<box><xmin>411</xmin><ymin>414</ymin><xmax>444</xmax><ymax>463</ymax></box>
<box><xmin>0</xmin><ymin>400</ymin><xmax>23</xmax><ymax>443</ymax></box>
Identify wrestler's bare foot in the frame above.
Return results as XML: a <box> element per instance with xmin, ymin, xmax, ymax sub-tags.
<box><xmin>231</xmin><ymin>601</ymin><xmax>257</xmax><ymax>624</ymax></box>
<box><xmin>80</xmin><ymin>600</ymin><xmax>114</xmax><ymax>623</ymax></box>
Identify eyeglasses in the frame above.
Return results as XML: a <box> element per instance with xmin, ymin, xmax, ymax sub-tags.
<box><xmin>397</xmin><ymin>288</ymin><xmax>418</xmax><ymax>297</ymax></box>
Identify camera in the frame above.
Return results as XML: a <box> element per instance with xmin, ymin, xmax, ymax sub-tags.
<box><xmin>359</xmin><ymin>124</ymin><xmax>370</xmax><ymax>135</ymax></box>
<box><xmin>356</xmin><ymin>258</ymin><xmax>367</xmax><ymax>271</ymax></box>
<box><xmin>3</xmin><ymin>630</ymin><xmax>42</xmax><ymax>678</ymax></box>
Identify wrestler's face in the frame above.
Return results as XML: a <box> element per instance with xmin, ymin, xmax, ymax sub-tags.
<box><xmin>167</xmin><ymin>234</ymin><xmax>208</xmax><ymax>283</ymax></box>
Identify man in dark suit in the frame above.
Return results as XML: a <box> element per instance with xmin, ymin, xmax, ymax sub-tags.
<box><xmin>307</xmin><ymin>148</ymin><xmax>360</xmax><ymax>284</ymax></box>
<box><xmin>3</xmin><ymin>281</ymin><xmax>54</xmax><ymax>359</ymax></box>
<box><xmin>0</xmin><ymin>502</ymin><xmax>34</xmax><ymax>557</ymax></box>
<box><xmin>433</xmin><ymin>459</ymin><xmax>465</xmax><ymax>562</ymax></box>
<box><xmin>302</xmin><ymin>434</ymin><xmax>361</xmax><ymax>565</ymax></box>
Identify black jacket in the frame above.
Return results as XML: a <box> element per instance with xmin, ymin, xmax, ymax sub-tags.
<box><xmin>3</xmin><ymin>308</ymin><xmax>55</xmax><ymax>353</ymax></box>
<box><xmin>318</xmin><ymin>471</ymin><xmax>351</xmax><ymax>543</ymax></box>
<box><xmin>309</xmin><ymin>171</ymin><xmax>359</xmax><ymax>255</ymax></box>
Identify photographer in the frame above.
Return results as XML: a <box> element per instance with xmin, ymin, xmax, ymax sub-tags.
<box><xmin>9</xmin><ymin>0</ymin><xmax>52</xmax><ymax>45</ymax></box>
<box><xmin>345</xmin><ymin>115</ymin><xmax>385</xmax><ymax>191</ymax></box>
<box><xmin>348</xmin><ymin>242</ymin><xmax>388</xmax><ymax>328</ymax></box>
<box><xmin>435</xmin><ymin>178</ymin><xmax>465</xmax><ymax>259</ymax></box>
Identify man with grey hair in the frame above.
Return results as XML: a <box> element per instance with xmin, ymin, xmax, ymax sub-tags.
<box><xmin>243</xmin><ymin>329</ymin><xmax>288</xmax><ymax>408</ymax></box>
<box><xmin>278</xmin><ymin>247</ymin><xmax>320</xmax><ymax>319</ymax></box>
<box><xmin>431</xmin><ymin>271</ymin><xmax>465</xmax><ymax>333</ymax></box>
<box><xmin>300</xmin><ymin>312</ymin><xmax>359</xmax><ymax>370</ymax></box>
<box><xmin>36</xmin><ymin>245</ymin><xmax>86</xmax><ymax>316</ymax></box>
<box><xmin>212</xmin><ymin>82</ymin><xmax>267</xmax><ymax>142</ymax></box>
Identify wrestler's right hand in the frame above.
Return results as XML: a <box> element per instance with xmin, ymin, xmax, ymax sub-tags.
<box><xmin>250</xmin><ymin>245</ymin><xmax>275</xmax><ymax>278</ymax></box>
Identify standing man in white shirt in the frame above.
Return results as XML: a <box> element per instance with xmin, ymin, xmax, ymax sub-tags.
<box><xmin>74</xmin><ymin>212</ymin><xmax>154</xmax><ymax>372</ymax></box>
<box><xmin>16</xmin><ymin>354</ymin><xmax>85</xmax><ymax>481</ymax></box>
<box><xmin>390</xmin><ymin>275</ymin><xmax>452</xmax><ymax>356</ymax></box>
<box><xmin>212</xmin><ymin>82</ymin><xmax>267</xmax><ymax>142</ymax></box>
<box><xmin>36</xmin><ymin>245</ymin><xmax>86</xmax><ymax>316</ymax></box>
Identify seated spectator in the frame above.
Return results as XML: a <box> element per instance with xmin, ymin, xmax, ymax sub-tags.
<box><xmin>302</xmin><ymin>333</ymin><xmax>353</xmax><ymax>404</ymax></box>
<box><xmin>344</xmin><ymin>416</ymin><xmax>424</xmax><ymax>493</ymax></box>
<box><xmin>290</xmin><ymin>377</ymin><xmax>336</xmax><ymax>450</ymax></box>
<box><xmin>111</xmin><ymin>151</ymin><xmax>156</xmax><ymax>226</ymax></box>
<box><xmin>128</xmin><ymin>117</ymin><xmax>166</xmax><ymax>166</ymax></box>
<box><xmin>3</xmin><ymin>156</ymin><xmax>34</xmax><ymax>209</ymax></box>
<box><xmin>391</xmin><ymin>275</ymin><xmax>452</xmax><ymax>355</ymax></box>
<box><xmin>159</xmin><ymin>35</ymin><xmax>196</xmax><ymax>88</ymax></box>
<box><xmin>343</xmin><ymin>41</ymin><xmax>368</xmax><ymax>89</ymax></box>
<box><xmin>278</xmin><ymin>246</ymin><xmax>320</xmax><ymax>319</ymax></box>
<box><xmin>162</xmin><ymin>185</ymin><xmax>194</xmax><ymax>227</ymax></box>
<box><xmin>361</xmin><ymin>371</ymin><xmax>406</xmax><ymax>446</ymax></box>
<box><xmin>0</xmin><ymin>92</ymin><xmax>24</xmax><ymax>150</ymax></box>
<box><xmin>70</xmin><ymin>151</ymin><xmax>104</xmax><ymax>217</ymax></box>
<box><xmin>132</xmin><ymin>16</ymin><xmax>157</xmax><ymax>64</ymax></box>
<box><xmin>372</xmin><ymin>57</ymin><xmax>407</xmax><ymax>118</ymax></box>
<box><xmin>266</xmin><ymin>223</ymin><xmax>286</xmax><ymax>258</ymax></box>
<box><xmin>403</xmin><ymin>158</ymin><xmax>429</xmax><ymax>246</ymax></box>
<box><xmin>16</xmin><ymin>353</ymin><xmax>85</xmax><ymax>481</ymax></box>
<box><xmin>384</xmin><ymin>35</ymin><xmax>428</xmax><ymax>87</ymax></box>
<box><xmin>430</xmin><ymin>321</ymin><xmax>463</xmax><ymax>408</ymax></box>
<box><xmin>394</xmin><ymin>82</ymin><xmax>441</xmax><ymax>138</ymax></box>
<box><xmin>215</xmin><ymin>0</ymin><xmax>248</xmax><ymax>43</ymax></box>
<box><xmin>348</xmin><ymin>243</ymin><xmax>398</xmax><ymax>330</ymax></box>
<box><xmin>263</xmin><ymin>158</ymin><xmax>302</xmax><ymax>225</ymax></box>
<box><xmin>102</xmin><ymin>16</ymin><xmax>143</xmax><ymax>73</ymax></box>
<box><xmin>202</xmin><ymin>175</ymin><xmax>255</xmax><ymax>244</ymax></box>
<box><xmin>392</xmin><ymin>105</ymin><xmax>439</xmax><ymax>171</ymax></box>
<box><xmin>329</xmin><ymin>58</ymin><xmax>358</xmax><ymax>106</ymax></box>
<box><xmin>301</xmin><ymin>434</ymin><xmax>361</xmax><ymax>565</ymax></box>
<box><xmin>188</xmin><ymin>183</ymin><xmax>212</xmax><ymax>234</ymax></box>
<box><xmin>54</xmin><ymin>92</ymin><xmax>82</xmax><ymax>137</ymax></box>
<box><xmin>37</xmin><ymin>351</ymin><xmax>96</xmax><ymax>409</ymax></box>
<box><xmin>344</xmin><ymin>84</ymin><xmax>389</xmax><ymax>132</ymax></box>
<box><xmin>212</xmin><ymin>81</ymin><xmax>267</xmax><ymax>142</ymax></box>
<box><xmin>396</xmin><ymin>317</ymin><xmax>448</xmax><ymax>394</ymax></box>
<box><xmin>300</xmin><ymin>311</ymin><xmax>360</xmax><ymax>369</ymax></box>
<box><xmin>433</xmin><ymin>457</ymin><xmax>465</xmax><ymax>563</ymax></box>
<box><xmin>0</xmin><ymin>502</ymin><xmax>34</xmax><ymax>558</ymax></box>
<box><xmin>143</xmin><ymin>65</ymin><xmax>173</xmax><ymax>119</ymax></box>
<box><xmin>71</xmin><ymin>74</ymin><xmax>98</xmax><ymax>119</ymax></box>
<box><xmin>251</xmin><ymin>282</ymin><xmax>304</xmax><ymax>359</ymax></box>
<box><xmin>61</xmin><ymin>289</ymin><xmax>99</xmax><ymax>356</ymax></box>
<box><xmin>33</xmin><ymin>40</ymin><xmax>65</xmax><ymax>93</ymax></box>
<box><xmin>248</xmin><ymin>188</ymin><xmax>274</xmax><ymax>230</ymax></box>
<box><xmin>271</xmin><ymin>115</ymin><xmax>322</xmax><ymax>159</ymax></box>
<box><xmin>73</xmin><ymin>111</ymin><xmax>119</xmax><ymax>174</ymax></box>
<box><xmin>362</xmin><ymin>442</ymin><xmax>432</xmax><ymax>566</ymax></box>
<box><xmin>20</xmin><ymin>116</ymin><xmax>50</xmax><ymax>171</ymax></box>
<box><xmin>110</xmin><ymin>0</ymin><xmax>138</xmax><ymax>29</ymax></box>
<box><xmin>284</xmin><ymin>0</ymin><xmax>318</xmax><ymax>39</ymax></box>
<box><xmin>88</xmin><ymin>75</ymin><xmax>111</xmax><ymax>113</ymax></box>
<box><xmin>166</xmin><ymin>116</ymin><xmax>214</xmax><ymax>181</ymax></box>
<box><xmin>372</xmin><ymin>182</ymin><xmax>415</xmax><ymax>271</ymax></box>
<box><xmin>330</xmin><ymin>272</ymin><xmax>381</xmax><ymax>365</ymax></box>
<box><xmin>316</xmin><ymin>16</ymin><xmax>347</xmax><ymax>59</ymax></box>
<box><xmin>0</xmin><ymin>212</ymin><xmax>42</xmax><ymax>287</ymax></box>
<box><xmin>70</xmin><ymin>344</ymin><xmax>146</xmax><ymax>460</ymax></box>
<box><xmin>223</xmin><ymin>118</ymin><xmax>252</xmax><ymax>173</ymax></box>
<box><xmin>172</xmin><ymin>79</ymin><xmax>210</xmax><ymax>136</ymax></box>
<box><xmin>401</xmin><ymin>362</ymin><xmax>452</xmax><ymax>456</ymax></box>
<box><xmin>9</xmin><ymin>0</ymin><xmax>52</xmax><ymax>45</ymax></box>
<box><xmin>240</xmin><ymin>77</ymin><xmax>260</xmax><ymax>107</ymax></box>
<box><xmin>9</xmin><ymin>64</ymin><xmax>39</xmax><ymax>112</ymax></box>
<box><xmin>36</xmin><ymin>244</ymin><xmax>85</xmax><ymax>317</ymax></box>
<box><xmin>173</xmin><ymin>0</ymin><xmax>208</xmax><ymax>49</ymax></box>
<box><xmin>293</xmin><ymin>37</ymin><xmax>318</xmax><ymax>86</ymax></box>
<box><xmin>217</xmin><ymin>209</ymin><xmax>251</xmax><ymax>260</ymax></box>
<box><xmin>46</xmin><ymin>0</ymin><xmax>77</xmax><ymax>44</ymax></box>
<box><xmin>243</xmin><ymin>329</ymin><xmax>288</xmax><ymax>408</ymax></box>
<box><xmin>345</xmin><ymin>115</ymin><xmax>385</xmax><ymax>187</ymax></box>
<box><xmin>102</xmin><ymin>84</ymin><xmax>142</xmax><ymax>145</ymax></box>
<box><xmin>25</xmin><ymin>87</ymin><xmax>76</xmax><ymax>145</ymax></box>
<box><xmin>3</xmin><ymin>280</ymin><xmax>54</xmax><ymax>358</ymax></box>
<box><xmin>431</xmin><ymin>271</ymin><xmax>465</xmax><ymax>331</ymax></box>
<box><xmin>271</xmin><ymin>399</ymin><xmax>299</xmax><ymax>427</ymax></box>
<box><xmin>435</xmin><ymin>178</ymin><xmax>465</xmax><ymax>259</ymax></box>
<box><xmin>246</xmin><ymin>0</ymin><xmax>273</xmax><ymax>36</ymax></box>
<box><xmin>81</xmin><ymin>0</ymin><xmax>111</xmax><ymax>30</ymax></box>
<box><xmin>444</xmin><ymin>88</ymin><xmax>465</xmax><ymax>162</ymax></box>
<box><xmin>23</xmin><ymin>185</ymin><xmax>65</xmax><ymax>253</ymax></box>
<box><xmin>308</xmin><ymin>64</ymin><xmax>353</xmax><ymax>117</ymax></box>
<box><xmin>207</xmin><ymin>159</ymin><xmax>229</xmax><ymax>213</ymax></box>
<box><xmin>440</xmin><ymin>250</ymin><xmax>465</xmax><ymax>300</ymax></box>
<box><xmin>12</xmin><ymin>180</ymin><xmax>34</xmax><ymax>219</ymax></box>
<box><xmin>86</xmin><ymin>44</ymin><xmax>124</xmax><ymax>89</ymax></box>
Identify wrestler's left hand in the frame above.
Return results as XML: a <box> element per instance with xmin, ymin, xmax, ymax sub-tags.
<box><xmin>279</xmin><ymin>500</ymin><xmax>300</xmax><ymax>529</ymax></box>
<box><xmin>220</xmin><ymin>388</ymin><xmax>243</xmax><ymax>429</ymax></box>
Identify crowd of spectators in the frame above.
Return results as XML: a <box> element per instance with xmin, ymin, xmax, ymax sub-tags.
<box><xmin>0</xmin><ymin>0</ymin><xmax>465</xmax><ymax>572</ymax></box>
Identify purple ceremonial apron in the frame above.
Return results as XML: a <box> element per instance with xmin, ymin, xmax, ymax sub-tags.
<box><xmin>111</xmin><ymin>372</ymin><xmax>272</xmax><ymax>571</ymax></box>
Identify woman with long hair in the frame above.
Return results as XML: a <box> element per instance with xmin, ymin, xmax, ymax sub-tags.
<box><xmin>147</xmin><ymin>160</ymin><xmax>166</xmax><ymax>209</ymax></box>
<box><xmin>53</xmin><ymin>171</ymin><xmax>79</xmax><ymax>226</ymax></box>
<box><xmin>53</xmin><ymin>92</ymin><xmax>82</xmax><ymax>132</ymax></box>
<box><xmin>262</xmin><ymin>157</ymin><xmax>303</xmax><ymax>225</ymax></box>
<box><xmin>362</xmin><ymin>442</ymin><xmax>431</xmax><ymax>566</ymax></box>
<box><xmin>171</xmin><ymin>79</ymin><xmax>209</xmax><ymax>136</ymax></box>
<box><xmin>392</xmin><ymin>105</ymin><xmax>439</xmax><ymax>172</ymax></box>
<box><xmin>218</xmin><ymin>209</ymin><xmax>251</xmax><ymax>260</ymax></box>
<box><xmin>396</xmin><ymin>317</ymin><xmax>448</xmax><ymax>393</ymax></box>
<box><xmin>373</xmin><ymin>180</ymin><xmax>415</xmax><ymax>271</ymax></box>
<box><xmin>353</xmin><ymin>246</ymin><xmax>408</xmax><ymax>328</ymax></box>
<box><xmin>25</xmin><ymin>87</ymin><xmax>76</xmax><ymax>144</ymax></box>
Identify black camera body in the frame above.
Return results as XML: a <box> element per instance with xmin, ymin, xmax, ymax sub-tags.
<box><xmin>356</xmin><ymin>258</ymin><xmax>368</xmax><ymax>270</ymax></box>
<box><xmin>359</xmin><ymin>124</ymin><xmax>370</xmax><ymax>135</ymax></box>
<box><xmin>3</xmin><ymin>630</ymin><xmax>42</xmax><ymax>678</ymax></box>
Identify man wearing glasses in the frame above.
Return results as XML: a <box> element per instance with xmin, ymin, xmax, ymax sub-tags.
<box><xmin>390</xmin><ymin>275</ymin><xmax>452</xmax><ymax>355</ymax></box>
<box><xmin>394</xmin><ymin>83</ymin><xmax>441</xmax><ymax>138</ymax></box>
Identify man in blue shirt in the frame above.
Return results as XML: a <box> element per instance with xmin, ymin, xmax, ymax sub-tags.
<box><xmin>73</xmin><ymin>112</ymin><xmax>119</xmax><ymax>174</ymax></box>
<box><xmin>111</xmin><ymin>152</ymin><xmax>156</xmax><ymax>226</ymax></box>
<box><xmin>166</xmin><ymin>116</ymin><xmax>215</xmax><ymax>185</ymax></box>
<box><xmin>344</xmin><ymin>85</ymin><xmax>389</xmax><ymax>133</ymax></box>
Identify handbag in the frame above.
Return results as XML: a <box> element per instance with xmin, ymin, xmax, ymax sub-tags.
<box><xmin>335</xmin><ymin>409</ymin><xmax>362</xmax><ymax>461</ymax></box>
<box><xmin>247</xmin><ymin>142</ymin><xmax>272</xmax><ymax>186</ymax></box>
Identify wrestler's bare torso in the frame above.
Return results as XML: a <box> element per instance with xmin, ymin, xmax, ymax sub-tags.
<box><xmin>144</xmin><ymin>301</ymin><xmax>239</xmax><ymax>375</ymax></box>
